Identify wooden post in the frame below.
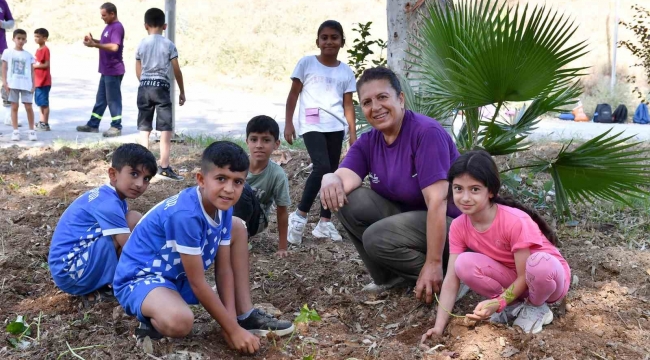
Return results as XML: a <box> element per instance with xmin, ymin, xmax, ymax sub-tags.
<box><xmin>165</xmin><ymin>0</ymin><xmax>177</xmax><ymax>133</ymax></box>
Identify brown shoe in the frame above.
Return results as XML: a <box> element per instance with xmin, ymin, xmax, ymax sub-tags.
<box><xmin>102</xmin><ymin>127</ymin><xmax>122</xmax><ymax>137</ymax></box>
<box><xmin>76</xmin><ymin>125</ymin><xmax>99</xmax><ymax>133</ymax></box>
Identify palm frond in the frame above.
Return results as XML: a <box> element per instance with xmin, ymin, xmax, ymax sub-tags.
<box><xmin>407</xmin><ymin>0</ymin><xmax>587</xmax><ymax>114</ymax></box>
<box><xmin>530</xmin><ymin>129</ymin><xmax>650</xmax><ymax>217</ymax></box>
<box><xmin>479</xmin><ymin>82</ymin><xmax>583</xmax><ymax>155</ymax></box>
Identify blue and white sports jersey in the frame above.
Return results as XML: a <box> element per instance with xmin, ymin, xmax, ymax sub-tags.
<box><xmin>48</xmin><ymin>185</ymin><xmax>129</xmax><ymax>281</ymax></box>
<box><xmin>114</xmin><ymin>186</ymin><xmax>232</xmax><ymax>290</ymax></box>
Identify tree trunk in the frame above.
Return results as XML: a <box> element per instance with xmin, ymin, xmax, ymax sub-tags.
<box><xmin>387</xmin><ymin>0</ymin><xmax>451</xmax><ymax>79</ymax></box>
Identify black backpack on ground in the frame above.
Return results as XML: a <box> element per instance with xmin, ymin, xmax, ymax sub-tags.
<box><xmin>612</xmin><ymin>104</ymin><xmax>628</xmax><ymax>123</ymax></box>
<box><xmin>593</xmin><ymin>104</ymin><xmax>613</xmax><ymax>123</ymax></box>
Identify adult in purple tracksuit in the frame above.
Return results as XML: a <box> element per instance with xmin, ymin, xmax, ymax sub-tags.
<box><xmin>76</xmin><ymin>2</ymin><xmax>125</xmax><ymax>138</ymax></box>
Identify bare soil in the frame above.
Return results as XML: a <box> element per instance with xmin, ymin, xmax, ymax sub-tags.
<box><xmin>0</xmin><ymin>144</ymin><xmax>648</xmax><ymax>359</ymax></box>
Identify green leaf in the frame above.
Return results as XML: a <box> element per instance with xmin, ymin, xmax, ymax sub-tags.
<box><xmin>543</xmin><ymin>180</ymin><xmax>554</xmax><ymax>192</ymax></box>
<box><xmin>6</xmin><ymin>321</ymin><xmax>26</xmax><ymax>335</ymax></box>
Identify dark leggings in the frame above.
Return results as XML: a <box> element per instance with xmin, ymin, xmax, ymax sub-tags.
<box><xmin>299</xmin><ymin>130</ymin><xmax>345</xmax><ymax>219</ymax></box>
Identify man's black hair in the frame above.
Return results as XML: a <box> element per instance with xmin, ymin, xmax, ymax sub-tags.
<box><xmin>13</xmin><ymin>29</ymin><xmax>26</xmax><ymax>38</ymax></box>
<box><xmin>34</xmin><ymin>28</ymin><xmax>49</xmax><ymax>38</ymax></box>
<box><xmin>246</xmin><ymin>115</ymin><xmax>280</xmax><ymax>141</ymax></box>
<box><xmin>144</xmin><ymin>8</ymin><xmax>166</xmax><ymax>28</ymax></box>
<box><xmin>201</xmin><ymin>141</ymin><xmax>250</xmax><ymax>173</ymax></box>
<box><xmin>100</xmin><ymin>2</ymin><xmax>117</xmax><ymax>15</ymax></box>
<box><xmin>111</xmin><ymin>143</ymin><xmax>157</xmax><ymax>175</ymax></box>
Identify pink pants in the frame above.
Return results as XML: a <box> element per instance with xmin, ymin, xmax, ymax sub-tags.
<box><xmin>455</xmin><ymin>252</ymin><xmax>567</xmax><ymax>306</ymax></box>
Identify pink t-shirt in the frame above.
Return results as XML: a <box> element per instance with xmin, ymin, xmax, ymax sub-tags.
<box><xmin>449</xmin><ymin>204</ymin><xmax>571</xmax><ymax>291</ymax></box>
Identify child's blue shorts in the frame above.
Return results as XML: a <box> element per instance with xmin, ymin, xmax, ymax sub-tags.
<box><xmin>35</xmin><ymin>86</ymin><xmax>50</xmax><ymax>107</ymax></box>
<box><xmin>51</xmin><ymin>236</ymin><xmax>118</xmax><ymax>296</ymax></box>
<box><xmin>115</xmin><ymin>276</ymin><xmax>199</xmax><ymax>326</ymax></box>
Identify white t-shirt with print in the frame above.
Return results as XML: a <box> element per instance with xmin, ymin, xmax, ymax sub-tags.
<box><xmin>290</xmin><ymin>55</ymin><xmax>356</xmax><ymax>136</ymax></box>
<box><xmin>1</xmin><ymin>49</ymin><xmax>34</xmax><ymax>91</ymax></box>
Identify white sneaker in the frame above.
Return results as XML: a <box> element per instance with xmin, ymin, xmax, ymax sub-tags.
<box><xmin>312</xmin><ymin>220</ymin><xmax>343</xmax><ymax>241</ymax></box>
<box><xmin>11</xmin><ymin>130</ymin><xmax>19</xmax><ymax>141</ymax></box>
<box><xmin>362</xmin><ymin>277</ymin><xmax>405</xmax><ymax>293</ymax></box>
<box><xmin>288</xmin><ymin>211</ymin><xmax>307</xmax><ymax>245</ymax></box>
<box><xmin>512</xmin><ymin>301</ymin><xmax>553</xmax><ymax>333</ymax></box>
<box><xmin>28</xmin><ymin>130</ymin><xmax>37</xmax><ymax>141</ymax></box>
<box><xmin>489</xmin><ymin>302</ymin><xmax>520</xmax><ymax>324</ymax></box>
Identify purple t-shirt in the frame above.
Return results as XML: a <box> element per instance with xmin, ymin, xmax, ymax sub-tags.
<box><xmin>340</xmin><ymin>110</ymin><xmax>462</xmax><ymax>217</ymax></box>
<box><xmin>0</xmin><ymin>1</ymin><xmax>14</xmax><ymax>54</ymax></box>
<box><xmin>98</xmin><ymin>21</ymin><xmax>125</xmax><ymax>76</ymax></box>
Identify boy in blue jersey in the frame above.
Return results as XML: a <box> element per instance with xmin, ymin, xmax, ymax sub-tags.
<box><xmin>48</xmin><ymin>143</ymin><xmax>157</xmax><ymax>305</ymax></box>
<box><xmin>113</xmin><ymin>141</ymin><xmax>293</xmax><ymax>355</ymax></box>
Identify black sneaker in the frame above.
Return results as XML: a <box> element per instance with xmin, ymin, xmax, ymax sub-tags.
<box><xmin>35</xmin><ymin>122</ymin><xmax>50</xmax><ymax>131</ymax></box>
<box><xmin>237</xmin><ymin>309</ymin><xmax>294</xmax><ymax>337</ymax></box>
<box><xmin>157</xmin><ymin>166</ymin><xmax>184</xmax><ymax>181</ymax></box>
<box><xmin>135</xmin><ymin>322</ymin><xmax>164</xmax><ymax>340</ymax></box>
<box><xmin>76</xmin><ymin>125</ymin><xmax>99</xmax><ymax>133</ymax></box>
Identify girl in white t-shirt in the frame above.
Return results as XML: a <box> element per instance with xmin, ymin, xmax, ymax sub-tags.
<box><xmin>285</xmin><ymin>20</ymin><xmax>357</xmax><ymax>245</ymax></box>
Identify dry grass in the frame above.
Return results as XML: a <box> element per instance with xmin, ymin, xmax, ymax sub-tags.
<box><xmin>7</xmin><ymin>0</ymin><xmax>650</xmax><ymax>97</ymax></box>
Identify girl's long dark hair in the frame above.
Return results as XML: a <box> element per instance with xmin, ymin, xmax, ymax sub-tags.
<box><xmin>447</xmin><ymin>150</ymin><xmax>558</xmax><ymax>244</ymax></box>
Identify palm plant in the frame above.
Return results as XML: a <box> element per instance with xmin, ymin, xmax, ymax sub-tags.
<box><xmin>400</xmin><ymin>0</ymin><xmax>650</xmax><ymax>218</ymax></box>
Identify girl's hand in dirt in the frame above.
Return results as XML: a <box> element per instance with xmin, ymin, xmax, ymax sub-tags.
<box><xmin>421</xmin><ymin>326</ymin><xmax>444</xmax><ymax>344</ymax></box>
<box><xmin>284</xmin><ymin>122</ymin><xmax>296</xmax><ymax>145</ymax></box>
<box><xmin>275</xmin><ymin>249</ymin><xmax>289</xmax><ymax>258</ymax></box>
<box><xmin>466</xmin><ymin>299</ymin><xmax>499</xmax><ymax>321</ymax></box>
<box><xmin>320</xmin><ymin>173</ymin><xmax>347</xmax><ymax>212</ymax></box>
<box><xmin>225</xmin><ymin>327</ymin><xmax>260</xmax><ymax>354</ymax></box>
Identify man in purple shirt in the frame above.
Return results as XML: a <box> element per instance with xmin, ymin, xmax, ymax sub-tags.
<box><xmin>76</xmin><ymin>2</ymin><xmax>125</xmax><ymax>137</ymax></box>
<box><xmin>320</xmin><ymin>67</ymin><xmax>463</xmax><ymax>303</ymax></box>
<box><xmin>0</xmin><ymin>0</ymin><xmax>14</xmax><ymax>120</ymax></box>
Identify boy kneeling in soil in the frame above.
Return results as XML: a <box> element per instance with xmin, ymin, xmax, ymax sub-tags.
<box><xmin>233</xmin><ymin>115</ymin><xmax>291</xmax><ymax>258</ymax></box>
<box><xmin>48</xmin><ymin>143</ymin><xmax>157</xmax><ymax>306</ymax></box>
<box><xmin>113</xmin><ymin>141</ymin><xmax>293</xmax><ymax>355</ymax></box>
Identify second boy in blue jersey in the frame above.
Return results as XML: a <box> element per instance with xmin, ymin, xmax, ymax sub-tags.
<box><xmin>114</xmin><ymin>141</ymin><xmax>293</xmax><ymax>355</ymax></box>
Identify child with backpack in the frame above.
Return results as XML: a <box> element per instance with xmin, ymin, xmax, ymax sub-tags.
<box><xmin>233</xmin><ymin>115</ymin><xmax>291</xmax><ymax>257</ymax></box>
<box><xmin>284</xmin><ymin>20</ymin><xmax>357</xmax><ymax>244</ymax></box>
<box><xmin>421</xmin><ymin>150</ymin><xmax>571</xmax><ymax>340</ymax></box>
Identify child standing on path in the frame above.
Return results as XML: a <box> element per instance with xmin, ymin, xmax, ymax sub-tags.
<box><xmin>421</xmin><ymin>151</ymin><xmax>571</xmax><ymax>339</ymax></box>
<box><xmin>284</xmin><ymin>20</ymin><xmax>356</xmax><ymax>244</ymax></box>
<box><xmin>136</xmin><ymin>8</ymin><xmax>186</xmax><ymax>181</ymax></box>
<box><xmin>2</xmin><ymin>29</ymin><xmax>35</xmax><ymax>141</ymax></box>
<box><xmin>34</xmin><ymin>28</ymin><xmax>51</xmax><ymax>131</ymax></box>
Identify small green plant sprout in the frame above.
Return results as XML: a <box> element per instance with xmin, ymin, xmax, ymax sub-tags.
<box><xmin>282</xmin><ymin>305</ymin><xmax>322</xmax><ymax>355</ymax></box>
<box><xmin>6</xmin><ymin>312</ymin><xmax>42</xmax><ymax>350</ymax></box>
<box><xmin>9</xmin><ymin>183</ymin><xmax>20</xmax><ymax>191</ymax></box>
<box><xmin>33</xmin><ymin>187</ymin><xmax>47</xmax><ymax>196</ymax></box>
<box><xmin>295</xmin><ymin>304</ymin><xmax>321</xmax><ymax>324</ymax></box>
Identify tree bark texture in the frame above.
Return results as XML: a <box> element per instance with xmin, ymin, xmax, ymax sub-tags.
<box><xmin>386</xmin><ymin>0</ymin><xmax>451</xmax><ymax>79</ymax></box>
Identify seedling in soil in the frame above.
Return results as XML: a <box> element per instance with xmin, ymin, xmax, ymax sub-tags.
<box><xmin>5</xmin><ymin>312</ymin><xmax>42</xmax><ymax>350</ymax></box>
<box><xmin>281</xmin><ymin>304</ymin><xmax>322</xmax><ymax>357</ymax></box>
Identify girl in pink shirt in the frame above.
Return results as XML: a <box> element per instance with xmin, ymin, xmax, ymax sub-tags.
<box><xmin>422</xmin><ymin>150</ymin><xmax>570</xmax><ymax>339</ymax></box>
